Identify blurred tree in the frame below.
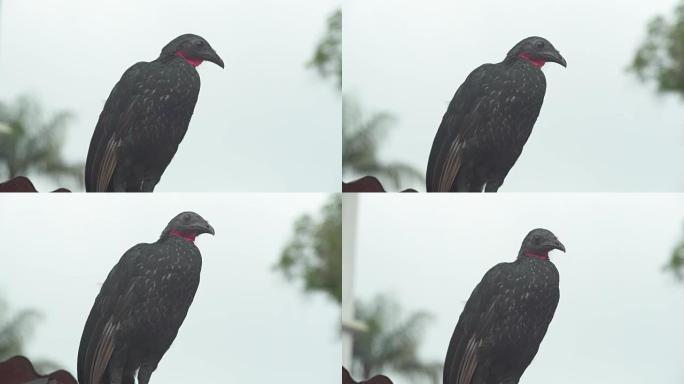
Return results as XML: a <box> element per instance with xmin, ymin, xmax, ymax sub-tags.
<box><xmin>0</xmin><ymin>96</ymin><xmax>83</xmax><ymax>188</ymax></box>
<box><xmin>0</xmin><ymin>299</ymin><xmax>39</xmax><ymax>361</ymax></box>
<box><xmin>631</xmin><ymin>7</ymin><xmax>684</xmax><ymax>284</ymax></box>
<box><xmin>664</xmin><ymin>224</ymin><xmax>684</xmax><ymax>279</ymax></box>
<box><xmin>307</xmin><ymin>8</ymin><xmax>422</xmax><ymax>190</ymax></box>
<box><xmin>308</xmin><ymin>9</ymin><xmax>341</xmax><ymax>90</ymax></box>
<box><xmin>352</xmin><ymin>295</ymin><xmax>441</xmax><ymax>384</ymax></box>
<box><xmin>274</xmin><ymin>194</ymin><xmax>342</xmax><ymax>304</ymax></box>
<box><xmin>630</xmin><ymin>1</ymin><xmax>684</xmax><ymax>96</ymax></box>
<box><xmin>344</xmin><ymin>97</ymin><xmax>424</xmax><ymax>191</ymax></box>
<box><xmin>0</xmin><ymin>296</ymin><xmax>58</xmax><ymax>373</ymax></box>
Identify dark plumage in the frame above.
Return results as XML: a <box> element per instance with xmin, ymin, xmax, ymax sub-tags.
<box><xmin>444</xmin><ymin>228</ymin><xmax>566</xmax><ymax>384</ymax></box>
<box><xmin>85</xmin><ymin>34</ymin><xmax>224</xmax><ymax>192</ymax></box>
<box><xmin>427</xmin><ymin>37</ymin><xmax>566</xmax><ymax>192</ymax></box>
<box><xmin>77</xmin><ymin>212</ymin><xmax>215</xmax><ymax>384</ymax></box>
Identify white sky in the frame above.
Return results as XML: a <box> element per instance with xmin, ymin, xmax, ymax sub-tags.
<box><xmin>352</xmin><ymin>194</ymin><xmax>684</xmax><ymax>384</ymax></box>
<box><xmin>0</xmin><ymin>0</ymin><xmax>341</xmax><ymax>192</ymax></box>
<box><xmin>344</xmin><ymin>0</ymin><xmax>684</xmax><ymax>191</ymax></box>
<box><xmin>0</xmin><ymin>194</ymin><xmax>339</xmax><ymax>383</ymax></box>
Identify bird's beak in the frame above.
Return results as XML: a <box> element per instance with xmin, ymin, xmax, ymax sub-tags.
<box><xmin>541</xmin><ymin>49</ymin><xmax>567</xmax><ymax>68</ymax></box>
<box><xmin>204</xmin><ymin>223</ymin><xmax>215</xmax><ymax>236</ymax></box>
<box><xmin>547</xmin><ymin>238</ymin><xmax>566</xmax><ymax>253</ymax></box>
<box><xmin>192</xmin><ymin>222</ymin><xmax>215</xmax><ymax>236</ymax></box>
<box><xmin>201</xmin><ymin>47</ymin><xmax>225</xmax><ymax>68</ymax></box>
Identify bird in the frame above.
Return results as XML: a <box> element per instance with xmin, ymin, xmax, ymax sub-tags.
<box><xmin>77</xmin><ymin>211</ymin><xmax>215</xmax><ymax>384</ymax></box>
<box><xmin>426</xmin><ymin>37</ymin><xmax>566</xmax><ymax>192</ymax></box>
<box><xmin>85</xmin><ymin>34</ymin><xmax>224</xmax><ymax>192</ymax></box>
<box><xmin>443</xmin><ymin>228</ymin><xmax>566</xmax><ymax>384</ymax></box>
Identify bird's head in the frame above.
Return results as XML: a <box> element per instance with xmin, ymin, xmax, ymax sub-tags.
<box><xmin>161</xmin><ymin>34</ymin><xmax>224</xmax><ymax>68</ymax></box>
<box><xmin>506</xmin><ymin>36</ymin><xmax>566</xmax><ymax>69</ymax></box>
<box><xmin>518</xmin><ymin>228</ymin><xmax>565</xmax><ymax>260</ymax></box>
<box><xmin>161</xmin><ymin>211</ymin><xmax>215</xmax><ymax>242</ymax></box>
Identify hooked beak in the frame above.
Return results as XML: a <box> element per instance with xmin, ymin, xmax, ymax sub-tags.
<box><xmin>541</xmin><ymin>49</ymin><xmax>567</xmax><ymax>67</ymax></box>
<box><xmin>192</xmin><ymin>222</ymin><xmax>215</xmax><ymax>236</ymax></box>
<box><xmin>201</xmin><ymin>47</ymin><xmax>224</xmax><ymax>68</ymax></box>
<box><xmin>546</xmin><ymin>238</ymin><xmax>566</xmax><ymax>253</ymax></box>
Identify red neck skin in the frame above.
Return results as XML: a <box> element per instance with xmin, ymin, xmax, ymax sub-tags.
<box><xmin>175</xmin><ymin>51</ymin><xmax>203</xmax><ymax>67</ymax></box>
<box><xmin>518</xmin><ymin>52</ymin><xmax>546</xmax><ymax>68</ymax></box>
<box><xmin>524</xmin><ymin>250</ymin><xmax>549</xmax><ymax>260</ymax></box>
<box><xmin>170</xmin><ymin>229</ymin><xmax>197</xmax><ymax>242</ymax></box>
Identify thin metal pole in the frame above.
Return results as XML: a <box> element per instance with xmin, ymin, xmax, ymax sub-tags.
<box><xmin>342</xmin><ymin>194</ymin><xmax>358</xmax><ymax>368</ymax></box>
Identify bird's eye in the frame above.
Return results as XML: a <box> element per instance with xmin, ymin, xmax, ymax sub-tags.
<box><xmin>194</xmin><ymin>40</ymin><xmax>205</xmax><ymax>48</ymax></box>
<box><xmin>535</xmin><ymin>40</ymin><xmax>545</xmax><ymax>49</ymax></box>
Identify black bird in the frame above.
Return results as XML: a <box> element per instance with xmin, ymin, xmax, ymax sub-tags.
<box><xmin>77</xmin><ymin>211</ymin><xmax>214</xmax><ymax>384</ymax></box>
<box><xmin>443</xmin><ymin>228</ymin><xmax>566</xmax><ymax>384</ymax></box>
<box><xmin>85</xmin><ymin>34</ymin><xmax>224</xmax><ymax>192</ymax></box>
<box><xmin>426</xmin><ymin>37</ymin><xmax>566</xmax><ymax>192</ymax></box>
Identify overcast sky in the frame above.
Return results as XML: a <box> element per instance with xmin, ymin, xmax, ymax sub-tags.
<box><xmin>344</xmin><ymin>0</ymin><xmax>684</xmax><ymax>191</ymax></box>
<box><xmin>350</xmin><ymin>194</ymin><xmax>684</xmax><ymax>383</ymax></box>
<box><xmin>0</xmin><ymin>0</ymin><xmax>341</xmax><ymax>192</ymax></box>
<box><xmin>0</xmin><ymin>194</ymin><xmax>339</xmax><ymax>383</ymax></box>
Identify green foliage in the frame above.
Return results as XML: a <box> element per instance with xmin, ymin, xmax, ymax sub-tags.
<box><xmin>308</xmin><ymin>9</ymin><xmax>342</xmax><ymax>90</ymax></box>
<box><xmin>664</xmin><ymin>224</ymin><xmax>684</xmax><ymax>279</ymax></box>
<box><xmin>309</xmin><ymin>9</ymin><xmax>422</xmax><ymax>190</ymax></box>
<box><xmin>275</xmin><ymin>194</ymin><xmax>342</xmax><ymax>304</ymax></box>
<box><xmin>352</xmin><ymin>295</ymin><xmax>442</xmax><ymax>384</ymax></box>
<box><xmin>343</xmin><ymin>97</ymin><xmax>424</xmax><ymax>190</ymax></box>
<box><xmin>629</xmin><ymin>2</ymin><xmax>684</xmax><ymax>96</ymax></box>
<box><xmin>0</xmin><ymin>96</ymin><xmax>83</xmax><ymax>188</ymax></box>
<box><xmin>0</xmin><ymin>299</ymin><xmax>40</xmax><ymax>361</ymax></box>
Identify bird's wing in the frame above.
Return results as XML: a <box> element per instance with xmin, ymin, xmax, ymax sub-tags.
<box><xmin>85</xmin><ymin>62</ymin><xmax>150</xmax><ymax>192</ymax></box>
<box><xmin>427</xmin><ymin>64</ymin><xmax>495</xmax><ymax>192</ymax></box>
<box><xmin>77</xmin><ymin>243</ymin><xmax>149</xmax><ymax>384</ymax></box>
<box><xmin>444</xmin><ymin>263</ymin><xmax>508</xmax><ymax>384</ymax></box>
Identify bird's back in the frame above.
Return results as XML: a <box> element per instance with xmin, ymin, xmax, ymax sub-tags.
<box><xmin>85</xmin><ymin>59</ymin><xmax>200</xmax><ymax>192</ymax></box>
<box><xmin>78</xmin><ymin>243</ymin><xmax>150</xmax><ymax>384</ymax></box>
<box><xmin>427</xmin><ymin>64</ymin><xmax>493</xmax><ymax>191</ymax></box>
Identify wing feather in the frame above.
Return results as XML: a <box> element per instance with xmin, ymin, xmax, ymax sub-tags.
<box><xmin>78</xmin><ymin>244</ymin><xmax>149</xmax><ymax>384</ymax></box>
<box><xmin>89</xmin><ymin>318</ymin><xmax>116</xmax><ymax>384</ymax></box>
<box><xmin>85</xmin><ymin>63</ymin><xmax>147</xmax><ymax>192</ymax></box>
<box><xmin>444</xmin><ymin>264</ymin><xmax>507</xmax><ymax>384</ymax></box>
<box><xmin>456</xmin><ymin>335</ymin><xmax>481</xmax><ymax>384</ymax></box>
<box><xmin>427</xmin><ymin>65</ymin><xmax>495</xmax><ymax>192</ymax></box>
<box><xmin>96</xmin><ymin>138</ymin><xmax>120</xmax><ymax>192</ymax></box>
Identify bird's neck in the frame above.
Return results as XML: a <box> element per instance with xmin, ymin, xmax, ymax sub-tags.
<box><xmin>520</xmin><ymin>250</ymin><xmax>549</xmax><ymax>260</ymax></box>
<box><xmin>175</xmin><ymin>51</ymin><xmax>203</xmax><ymax>67</ymax></box>
<box><xmin>518</xmin><ymin>53</ymin><xmax>546</xmax><ymax>68</ymax></box>
<box><xmin>169</xmin><ymin>229</ymin><xmax>197</xmax><ymax>242</ymax></box>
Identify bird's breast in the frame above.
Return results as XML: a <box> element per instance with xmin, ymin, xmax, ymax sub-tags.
<box><xmin>123</xmin><ymin>75</ymin><xmax>200</xmax><ymax>157</ymax></box>
<box><xmin>475</xmin><ymin>73</ymin><xmax>546</xmax><ymax>160</ymax></box>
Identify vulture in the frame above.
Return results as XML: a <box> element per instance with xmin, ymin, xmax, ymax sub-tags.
<box><xmin>427</xmin><ymin>36</ymin><xmax>566</xmax><ymax>192</ymax></box>
<box><xmin>444</xmin><ymin>228</ymin><xmax>566</xmax><ymax>384</ymax></box>
<box><xmin>85</xmin><ymin>34</ymin><xmax>224</xmax><ymax>192</ymax></box>
<box><xmin>77</xmin><ymin>211</ymin><xmax>214</xmax><ymax>384</ymax></box>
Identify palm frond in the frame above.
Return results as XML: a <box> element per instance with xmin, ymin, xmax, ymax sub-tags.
<box><xmin>0</xmin><ymin>96</ymin><xmax>83</xmax><ymax>188</ymax></box>
<box><xmin>0</xmin><ymin>300</ymin><xmax>41</xmax><ymax>360</ymax></box>
<box><xmin>352</xmin><ymin>295</ymin><xmax>441</xmax><ymax>383</ymax></box>
<box><xmin>343</xmin><ymin>97</ymin><xmax>424</xmax><ymax>190</ymax></box>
